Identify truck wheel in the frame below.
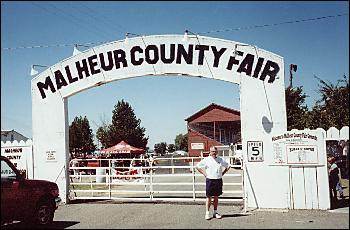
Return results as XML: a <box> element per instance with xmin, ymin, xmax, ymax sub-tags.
<box><xmin>33</xmin><ymin>199</ymin><xmax>54</xmax><ymax>226</ymax></box>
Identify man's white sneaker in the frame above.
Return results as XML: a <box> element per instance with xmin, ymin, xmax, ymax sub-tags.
<box><xmin>213</xmin><ymin>212</ymin><xmax>222</xmax><ymax>219</ymax></box>
<box><xmin>205</xmin><ymin>212</ymin><xmax>211</xmax><ymax>220</ymax></box>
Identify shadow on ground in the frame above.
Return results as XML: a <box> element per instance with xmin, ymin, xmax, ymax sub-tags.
<box><xmin>1</xmin><ymin>221</ymin><xmax>79</xmax><ymax>229</ymax></box>
<box><xmin>68</xmin><ymin>198</ymin><xmax>243</xmax><ymax>206</ymax></box>
<box><xmin>222</xmin><ymin>213</ymin><xmax>250</xmax><ymax>218</ymax></box>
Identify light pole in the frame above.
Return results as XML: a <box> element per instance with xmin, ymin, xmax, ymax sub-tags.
<box><xmin>289</xmin><ymin>64</ymin><xmax>298</xmax><ymax>88</ymax></box>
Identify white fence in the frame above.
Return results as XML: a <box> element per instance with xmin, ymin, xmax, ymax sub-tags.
<box><xmin>323</xmin><ymin>126</ymin><xmax>349</xmax><ymax>140</ymax></box>
<box><xmin>287</xmin><ymin>126</ymin><xmax>349</xmax><ymax>209</ymax></box>
<box><xmin>68</xmin><ymin>156</ymin><xmax>245</xmax><ymax>210</ymax></box>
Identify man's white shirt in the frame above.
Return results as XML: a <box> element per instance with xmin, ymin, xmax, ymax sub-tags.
<box><xmin>196</xmin><ymin>156</ymin><xmax>229</xmax><ymax>179</ymax></box>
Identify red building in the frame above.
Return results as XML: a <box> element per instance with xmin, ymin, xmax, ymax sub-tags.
<box><xmin>185</xmin><ymin>103</ymin><xmax>241</xmax><ymax>157</ymax></box>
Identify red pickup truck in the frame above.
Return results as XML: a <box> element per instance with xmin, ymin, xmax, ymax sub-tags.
<box><xmin>1</xmin><ymin>156</ymin><xmax>61</xmax><ymax>226</ymax></box>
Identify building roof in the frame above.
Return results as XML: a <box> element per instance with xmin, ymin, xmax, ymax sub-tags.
<box><xmin>1</xmin><ymin>130</ymin><xmax>13</xmax><ymax>136</ymax></box>
<box><xmin>185</xmin><ymin>103</ymin><xmax>240</xmax><ymax>122</ymax></box>
<box><xmin>1</xmin><ymin>129</ymin><xmax>29</xmax><ymax>141</ymax></box>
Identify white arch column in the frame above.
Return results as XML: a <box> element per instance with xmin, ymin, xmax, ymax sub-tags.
<box><xmin>32</xmin><ymin>93</ymin><xmax>70</xmax><ymax>203</ymax></box>
<box><xmin>240</xmin><ymin>72</ymin><xmax>289</xmax><ymax>209</ymax></box>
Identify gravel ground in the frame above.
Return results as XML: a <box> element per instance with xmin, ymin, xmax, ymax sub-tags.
<box><xmin>3</xmin><ymin>178</ymin><xmax>348</xmax><ymax>229</ymax></box>
<box><xmin>2</xmin><ymin>199</ymin><xmax>348</xmax><ymax>229</ymax></box>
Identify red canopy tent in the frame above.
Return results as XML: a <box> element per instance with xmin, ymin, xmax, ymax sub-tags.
<box><xmin>100</xmin><ymin>141</ymin><xmax>145</xmax><ymax>175</ymax></box>
<box><xmin>100</xmin><ymin>140</ymin><xmax>144</xmax><ymax>156</ymax></box>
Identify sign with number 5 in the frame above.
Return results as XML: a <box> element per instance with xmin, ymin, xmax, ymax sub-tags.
<box><xmin>247</xmin><ymin>141</ymin><xmax>263</xmax><ymax>162</ymax></box>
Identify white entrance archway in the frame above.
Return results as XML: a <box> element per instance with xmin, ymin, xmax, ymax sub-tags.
<box><xmin>31</xmin><ymin>34</ymin><xmax>288</xmax><ymax>208</ymax></box>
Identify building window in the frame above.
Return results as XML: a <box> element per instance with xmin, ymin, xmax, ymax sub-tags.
<box><xmin>10</xmin><ymin>134</ymin><xmax>14</xmax><ymax>142</ymax></box>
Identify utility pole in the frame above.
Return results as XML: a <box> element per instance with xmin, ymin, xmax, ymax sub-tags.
<box><xmin>289</xmin><ymin>64</ymin><xmax>298</xmax><ymax>88</ymax></box>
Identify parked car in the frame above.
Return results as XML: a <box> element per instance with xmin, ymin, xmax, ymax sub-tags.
<box><xmin>1</xmin><ymin>156</ymin><xmax>61</xmax><ymax>226</ymax></box>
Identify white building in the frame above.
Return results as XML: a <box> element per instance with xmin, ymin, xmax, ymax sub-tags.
<box><xmin>1</xmin><ymin>130</ymin><xmax>33</xmax><ymax>178</ymax></box>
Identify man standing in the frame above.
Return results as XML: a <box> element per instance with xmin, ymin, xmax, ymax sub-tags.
<box><xmin>328</xmin><ymin>156</ymin><xmax>341</xmax><ymax>208</ymax></box>
<box><xmin>196</xmin><ymin>146</ymin><xmax>231</xmax><ymax>220</ymax></box>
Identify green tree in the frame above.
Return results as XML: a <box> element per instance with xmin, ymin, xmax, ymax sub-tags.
<box><xmin>308</xmin><ymin>75</ymin><xmax>349</xmax><ymax>130</ymax></box>
<box><xmin>167</xmin><ymin>144</ymin><xmax>175</xmax><ymax>153</ymax></box>
<box><xmin>69</xmin><ymin>116</ymin><xmax>96</xmax><ymax>157</ymax></box>
<box><xmin>175</xmin><ymin>133</ymin><xmax>188</xmax><ymax>151</ymax></box>
<box><xmin>96</xmin><ymin>123</ymin><xmax>111</xmax><ymax>150</ymax></box>
<box><xmin>154</xmin><ymin>142</ymin><xmax>167</xmax><ymax>155</ymax></box>
<box><xmin>285</xmin><ymin>86</ymin><xmax>309</xmax><ymax>130</ymax></box>
<box><xmin>96</xmin><ymin>99</ymin><xmax>148</xmax><ymax>149</ymax></box>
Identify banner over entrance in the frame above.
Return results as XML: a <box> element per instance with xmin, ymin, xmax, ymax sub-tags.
<box><xmin>32</xmin><ymin>35</ymin><xmax>284</xmax><ymax>100</ymax></box>
<box><xmin>36</xmin><ymin>41</ymin><xmax>281</xmax><ymax>99</ymax></box>
<box><xmin>32</xmin><ymin>35</ymin><xmax>287</xmax><ymax>208</ymax></box>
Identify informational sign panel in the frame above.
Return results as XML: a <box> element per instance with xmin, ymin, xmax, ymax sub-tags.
<box><xmin>286</xmin><ymin>145</ymin><xmax>318</xmax><ymax>164</ymax></box>
<box><xmin>272</xmin><ymin>131</ymin><xmax>322</xmax><ymax>165</ymax></box>
<box><xmin>1</xmin><ymin>141</ymin><xmax>33</xmax><ymax>177</ymax></box>
<box><xmin>1</xmin><ymin>147</ymin><xmax>27</xmax><ymax>170</ymax></box>
<box><xmin>46</xmin><ymin>150</ymin><xmax>57</xmax><ymax>162</ymax></box>
<box><xmin>247</xmin><ymin>141</ymin><xmax>263</xmax><ymax>162</ymax></box>
<box><xmin>191</xmin><ymin>143</ymin><xmax>204</xmax><ymax>150</ymax></box>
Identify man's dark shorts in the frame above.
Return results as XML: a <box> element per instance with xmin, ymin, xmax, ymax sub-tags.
<box><xmin>206</xmin><ymin>178</ymin><xmax>223</xmax><ymax>196</ymax></box>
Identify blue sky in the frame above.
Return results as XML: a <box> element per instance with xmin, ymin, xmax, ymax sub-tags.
<box><xmin>1</xmin><ymin>1</ymin><xmax>349</xmax><ymax>149</ymax></box>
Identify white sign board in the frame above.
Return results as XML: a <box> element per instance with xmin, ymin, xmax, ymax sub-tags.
<box><xmin>46</xmin><ymin>150</ymin><xmax>57</xmax><ymax>162</ymax></box>
<box><xmin>286</xmin><ymin>145</ymin><xmax>318</xmax><ymax>164</ymax></box>
<box><xmin>1</xmin><ymin>140</ymin><xmax>33</xmax><ymax>178</ymax></box>
<box><xmin>191</xmin><ymin>143</ymin><xmax>204</xmax><ymax>150</ymax></box>
<box><xmin>272</xmin><ymin>131</ymin><xmax>322</xmax><ymax>165</ymax></box>
<box><xmin>247</xmin><ymin>141</ymin><xmax>263</xmax><ymax>162</ymax></box>
<box><xmin>1</xmin><ymin>147</ymin><xmax>27</xmax><ymax>170</ymax></box>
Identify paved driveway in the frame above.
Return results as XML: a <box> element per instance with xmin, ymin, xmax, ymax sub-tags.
<box><xmin>2</xmin><ymin>199</ymin><xmax>349</xmax><ymax>229</ymax></box>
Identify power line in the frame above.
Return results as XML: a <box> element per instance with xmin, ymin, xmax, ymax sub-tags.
<box><xmin>28</xmin><ymin>1</ymin><xmax>108</xmax><ymax>41</ymax></box>
<box><xmin>196</xmin><ymin>13</ymin><xmax>348</xmax><ymax>35</ymax></box>
<box><xmin>78</xmin><ymin>1</ymin><xmax>127</xmax><ymax>36</ymax></box>
<box><xmin>46</xmin><ymin>2</ymin><xmax>113</xmax><ymax>40</ymax></box>
<box><xmin>2</xmin><ymin>13</ymin><xmax>348</xmax><ymax>51</ymax></box>
<box><xmin>66</xmin><ymin>2</ymin><xmax>119</xmax><ymax>39</ymax></box>
<box><xmin>1</xmin><ymin>41</ymin><xmax>106</xmax><ymax>51</ymax></box>
<box><xmin>2</xmin><ymin>1</ymin><xmax>125</xmax><ymax>51</ymax></box>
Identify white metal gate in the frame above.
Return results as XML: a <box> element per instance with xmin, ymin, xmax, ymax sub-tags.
<box><xmin>69</xmin><ymin>156</ymin><xmax>245</xmax><ymax>211</ymax></box>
